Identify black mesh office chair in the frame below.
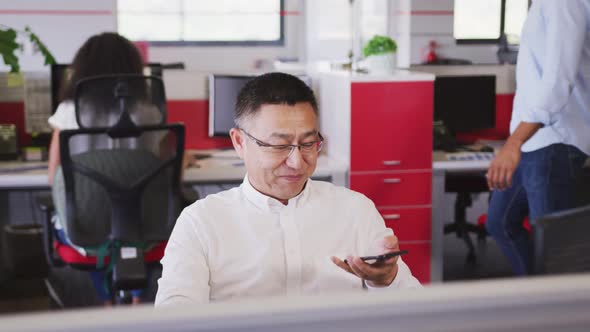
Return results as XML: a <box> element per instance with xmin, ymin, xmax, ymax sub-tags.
<box><xmin>531</xmin><ymin>204</ymin><xmax>590</xmax><ymax>275</ymax></box>
<box><xmin>40</xmin><ymin>74</ymin><xmax>185</xmax><ymax>294</ymax></box>
<box><xmin>443</xmin><ymin>172</ymin><xmax>489</xmax><ymax>262</ymax></box>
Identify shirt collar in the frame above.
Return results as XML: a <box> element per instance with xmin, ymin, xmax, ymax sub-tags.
<box><xmin>241</xmin><ymin>174</ymin><xmax>312</xmax><ymax>212</ymax></box>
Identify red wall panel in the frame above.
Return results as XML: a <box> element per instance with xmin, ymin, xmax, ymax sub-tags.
<box><xmin>166</xmin><ymin>100</ymin><xmax>233</xmax><ymax>150</ymax></box>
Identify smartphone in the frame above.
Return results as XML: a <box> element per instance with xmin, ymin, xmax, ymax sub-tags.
<box><xmin>344</xmin><ymin>250</ymin><xmax>409</xmax><ymax>265</ymax></box>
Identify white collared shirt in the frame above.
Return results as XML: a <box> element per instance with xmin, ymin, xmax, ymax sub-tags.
<box><xmin>155</xmin><ymin>177</ymin><xmax>421</xmax><ymax>306</ymax></box>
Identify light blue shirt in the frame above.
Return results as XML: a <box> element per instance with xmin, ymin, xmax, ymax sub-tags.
<box><xmin>511</xmin><ymin>0</ymin><xmax>590</xmax><ymax>155</ymax></box>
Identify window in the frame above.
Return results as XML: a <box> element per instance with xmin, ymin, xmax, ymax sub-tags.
<box><xmin>453</xmin><ymin>0</ymin><xmax>529</xmax><ymax>44</ymax></box>
<box><xmin>117</xmin><ymin>0</ymin><xmax>284</xmax><ymax>46</ymax></box>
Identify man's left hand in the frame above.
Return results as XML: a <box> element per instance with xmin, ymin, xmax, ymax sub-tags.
<box><xmin>486</xmin><ymin>121</ymin><xmax>542</xmax><ymax>191</ymax></box>
<box><xmin>331</xmin><ymin>235</ymin><xmax>400</xmax><ymax>287</ymax></box>
<box><xmin>486</xmin><ymin>140</ymin><xmax>521</xmax><ymax>191</ymax></box>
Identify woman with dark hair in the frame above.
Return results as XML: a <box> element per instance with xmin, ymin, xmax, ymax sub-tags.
<box><xmin>47</xmin><ymin>32</ymin><xmax>146</xmax><ymax>306</ymax></box>
<box><xmin>49</xmin><ymin>32</ymin><xmax>144</xmax><ymax>181</ymax></box>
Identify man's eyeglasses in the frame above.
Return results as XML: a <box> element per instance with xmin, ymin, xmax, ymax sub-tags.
<box><xmin>239</xmin><ymin>128</ymin><xmax>324</xmax><ymax>158</ymax></box>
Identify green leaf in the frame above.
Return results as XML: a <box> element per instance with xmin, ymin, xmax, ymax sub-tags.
<box><xmin>363</xmin><ymin>35</ymin><xmax>398</xmax><ymax>58</ymax></box>
<box><xmin>0</xmin><ymin>28</ymin><xmax>20</xmax><ymax>72</ymax></box>
<box><xmin>25</xmin><ymin>26</ymin><xmax>56</xmax><ymax>66</ymax></box>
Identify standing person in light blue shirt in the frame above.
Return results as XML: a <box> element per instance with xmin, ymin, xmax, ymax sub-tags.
<box><xmin>486</xmin><ymin>0</ymin><xmax>590</xmax><ymax>275</ymax></box>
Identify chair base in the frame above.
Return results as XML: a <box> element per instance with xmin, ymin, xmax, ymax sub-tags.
<box><xmin>444</xmin><ymin>221</ymin><xmax>486</xmax><ymax>263</ymax></box>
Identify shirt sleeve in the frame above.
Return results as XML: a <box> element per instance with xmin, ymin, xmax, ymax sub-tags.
<box><xmin>48</xmin><ymin>101</ymin><xmax>78</xmax><ymax>130</ymax></box>
<box><xmin>521</xmin><ymin>0</ymin><xmax>587</xmax><ymax>125</ymax></box>
<box><xmin>361</xmin><ymin>199</ymin><xmax>422</xmax><ymax>290</ymax></box>
<box><xmin>154</xmin><ymin>208</ymin><xmax>211</xmax><ymax>306</ymax></box>
<box><xmin>367</xmin><ymin>257</ymin><xmax>422</xmax><ymax>291</ymax></box>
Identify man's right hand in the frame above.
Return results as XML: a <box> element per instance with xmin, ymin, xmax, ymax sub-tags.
<box><xmin>331</xmin><ymin>235</ymin><xmax>400</xmax><ymax>288</ymax></box>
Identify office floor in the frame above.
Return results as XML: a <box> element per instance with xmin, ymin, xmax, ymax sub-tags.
<box><xmin>443</xmin><ymin>233</ymin><xmax>514</xmax><ymax>281</ymax></box>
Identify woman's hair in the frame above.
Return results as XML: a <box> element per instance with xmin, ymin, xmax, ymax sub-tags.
<box><xmin>59</xmin><ymin>32</ymin><xmax>144</xmax><ymax>102</ymax></box>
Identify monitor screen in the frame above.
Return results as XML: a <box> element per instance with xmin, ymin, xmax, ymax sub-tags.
<box><xmin>434</xmin><ymin>75</ymin><xmax>496</xmax><ymax>134</ymax></box>
<box><xmin>208</xmin><ymin>74</ymin><xmax>312</xmax><ymax>137</ymax></box>
<box><xmin>50</xmin><ymin>63</ymin><xmax>162</xmax><ymax>114</ymax></box>
<box><xmin>208</xmin><ymin>75</ymin><xmax>254</xmax><ymax>137</ymax></box>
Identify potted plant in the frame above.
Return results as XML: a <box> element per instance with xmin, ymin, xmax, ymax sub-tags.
<box><xmin>363</xmin><ymin>35</ymin><xmax>397</xmax><ymax>74</ymax></box>
<box><xmin>0</xmin><ymin>25</ymin><xmax>55</xmax><ymax>75</ymax></box>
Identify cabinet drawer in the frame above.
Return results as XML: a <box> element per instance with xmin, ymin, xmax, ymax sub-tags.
<box><xmin>350</xmin><ymin>172</ymin><xmax>432</xmax><ymax>206</ymax></box>
<box><xmin>379</xmin><ymin>207</ymin><xmax>431</xmax><ymax>241</ymax></box>
<box><xmin>398</xmin><ymin>242</ymin><xmax>431</xmax><ymax>284</ymax></box>
<box><xmin>351</xmin><ymin>81</ymin><xmax>433</xmax><ymax>172</ymax></box>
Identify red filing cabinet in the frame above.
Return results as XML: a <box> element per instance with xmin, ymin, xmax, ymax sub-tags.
<box><xmin>349</xmin><ymin>81</ymin><xmax>433</xmax><ymax>283</ymax></box>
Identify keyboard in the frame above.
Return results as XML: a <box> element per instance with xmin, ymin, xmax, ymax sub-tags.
<box><xmin>444</xmin><ymin>152</ymin><xmax>495</xmax><ymax>162</ymax></box>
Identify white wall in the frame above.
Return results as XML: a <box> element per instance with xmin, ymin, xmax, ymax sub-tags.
<box><xmin>304</xmin><ymin>0</ymin><xmax>352</xmax><ymax>63</ymax></box>
<box><xmin>148</xmin><ymin>1</ymin><xmax>302</xmax><ymax>72</ymax></box>
<box><xmin>0</xmin><ymin>0</ymin><xmax>303</xmax><ymax>74</ymax></box>
<box><xmin>406</xmin><ymin>0</ymin><xmax>499</xmax><ymax>64</ymax></box>
<box><xmin>1</xmin><ymin>0</ymin><xmax>502</xmax><ymax>86</ymax></box>
<box><xmin>302</xmin><ymin>0</ymin><xmax>501</xmax><ymax>67</ymax></box>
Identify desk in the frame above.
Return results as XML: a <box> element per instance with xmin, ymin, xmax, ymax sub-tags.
<box><xmin>0</xmin><ymin>154</ymin><xmax>348</xmax><ymax>190</ymax></box>
<box><xmin>431</xmin><ymin>151</ymin><xmax>491</xmax><ymax>282</ymax></box>
<box><xmin>1</xmin><ymin>151</ymin><xmax>489</xmax><ymax>283</ymax></box>
<box><xmin>0</xmin><ymin>161</ymin><xmax>49</xmax><ymax>190</ymax></box>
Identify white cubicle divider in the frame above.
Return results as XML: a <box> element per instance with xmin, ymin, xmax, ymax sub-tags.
<box><xmin>1</xmin><ymin>274</ymin><xmax>590</xmax><ymax>332</ymax></box>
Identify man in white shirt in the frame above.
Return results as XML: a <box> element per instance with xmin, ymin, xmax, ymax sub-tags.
<box><xmin>155</xmin><ymin>73</ymin><xmax>420</xmax><ymax>306</ymax></box>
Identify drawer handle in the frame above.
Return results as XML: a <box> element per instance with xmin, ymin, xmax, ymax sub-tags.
<box><xmin>383</xmin><ymin>178</ymin><xmax>401</xmax><ymax>184</ymax></box>
<box><xmin>383</xmin><ymin>160</ymin><xmax>401</xmax><ymax>166</ymax></box>
<box><xmin>382</xmin><ymin>214</ymin><xmax>401</xmax><ymax>220</ymax></box>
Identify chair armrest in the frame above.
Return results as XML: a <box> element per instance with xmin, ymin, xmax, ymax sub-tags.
<box><xmin>37</xmin><ymin>195</ymin><xmax>54</xmax><ymax>213</ymax></box>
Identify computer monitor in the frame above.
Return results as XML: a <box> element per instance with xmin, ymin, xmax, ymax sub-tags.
<box><xmin>208</xmin><ymin>74</ymin><xmax>255</xmax><ymax>137</ymax></box>
<box><xmin>208</xmin><ymin>74</ymin><xmax>312</xmax><ymax>137</ymax></box>
<box><xmin>50</xmin><ymin>63</ymin><xmax>163</xmax><ymax>114</ymax></box>
<box><xmin>434</xmin><ymin>75</ymin><xmax>496</xmax><ymax>134</ymax></box>
<box><xmin>532</xmin><ymin>204</ymin><xmax>590</xmax><ymax>275</ymax></box>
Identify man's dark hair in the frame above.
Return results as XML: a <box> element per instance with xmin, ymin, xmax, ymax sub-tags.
<box><xmin>234</xmin><ymin>72</ymin><xmax>318</xmax><ymax>127</ymax></box>
<box><xmin>60</xmin><ymin>32</ymin><xmax>144</xmax><ymax>102</ymax></box>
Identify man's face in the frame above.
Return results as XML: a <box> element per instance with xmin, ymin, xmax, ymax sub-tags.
<box><xmin>230</xmin><ymin>102</ymin><xmax>321</xmax><ymax>203</ymax></box>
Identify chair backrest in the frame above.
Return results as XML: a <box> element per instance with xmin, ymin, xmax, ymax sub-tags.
<box><xmin>52</xmin><ymin>74</ymin><xmax>185</xmax><ymax>248</ymax></box>
<box><xmin>531</xmin><ymin>204</ymin><xmax>590</xmax><ymax>275</ymax></box>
